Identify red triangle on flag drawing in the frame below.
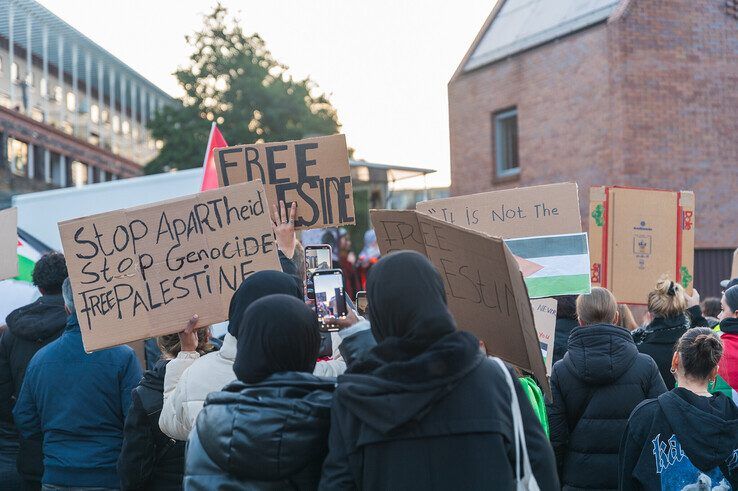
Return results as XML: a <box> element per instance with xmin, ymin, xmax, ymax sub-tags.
<box><xmin>514</xmin><ymin>255</ymin><xmax>544</xmax><ymax>278</ymax></box>
<box><xmin>200</xmin><ymin>122</ymin><xmax>229</xmax><ymax>191</ymax></box>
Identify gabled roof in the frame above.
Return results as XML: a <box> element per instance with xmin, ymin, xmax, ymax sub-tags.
<box><xmin>0</xmin><ymin>0</ymin><xmax>172</xmax><ymax>102</ymax></box>
<box><xmin>459</xmin><ymin>0</ymin><xmax>620</xmax><ymax>73</ymax></box>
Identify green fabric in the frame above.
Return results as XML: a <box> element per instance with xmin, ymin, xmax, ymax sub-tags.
<box><xmin>709</xmin><ymin>374</ymin><xmax>734</xmax><ymax>398</ymax></box>
<box><xmin>519</xmin><ymin>376</ymin><xmax>549</xmax><ymax>437</ymax></box>
<box><xmin>14</xmin><ymin>254</ymin><xmax>36</xmax><ymax>283</ymax></box>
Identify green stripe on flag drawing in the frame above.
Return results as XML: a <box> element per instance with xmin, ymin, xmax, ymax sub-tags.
<box><xmin>523</xmin><ymin>274</ymin><xmax>591</xmax><ymax>298</ymax></box>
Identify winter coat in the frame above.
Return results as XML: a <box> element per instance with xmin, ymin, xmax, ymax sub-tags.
<box><xmin>319</xmin><ymin>348</ymin><xmax>559</xmax><ymax>490</ymax></box>
<box><xmin>184</xmin><ymin>373</ymin><xmax>335</xmax><ymax>490</ymax></box>
<box><xmin>118</xmin><ymin>360</ymin><xmax>185</xmax><ymax>491</ymax></box>
<box><xmin>718</xmin><ymin>317</ymin><xmax>738</xmax><ymax>392</ymax></box>
<box><xmin>552</xmin><ymin>317</ymin><xmax>578</xmax><ymax>366</ymax></box>
<box><xmin>547</xmin><ymin>324</ymin><xmax>667</xmax><ymax>490</ymax></box>
<box><xmin>159</xmin><ymin>332</ymin><xmax>238</xmax><ymax>441</ymax></box>
<box><xmin>633</xmin><ymin>306</ymin><xmax>703</xmax><ymax>389</ymax></box>
<box><xmin>0</xmin><ymin>294</ymin><xmax>66</xmax><ymax>481</ymax></box>
<box><xmin>619</xmin><ymin>388</ymin><xmax>738</xmax><ymax>490</ymax></box>
<box><xmin>12</xmin><ymin>313</ymin><xmax>141</xmax><ymax>488</ymax></box>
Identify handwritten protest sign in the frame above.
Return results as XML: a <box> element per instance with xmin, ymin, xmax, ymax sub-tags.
<box><xmin>530</xmin><ymin>298</ymin><xmax>557</xmax><ymax>376</ymax></box>
<box><xmin>0</xmin><ymin>208</ymin><xmax>18</xmax><ymax>281</ymax></box>
<box><xmin>214</xmin><ymin>134</ymin><xmax>354</xmax><ymax>230</ymax></box>
<box><xmin>371</xmin><ymin>209</ymin><xmax>550</xmax><ymax>396</ymax></box>
<box><xmin>59</xmin><ymin>180</ymin><xmax>281</xmax><ymax>352</ymax></box>
<box><xmin>416</xmin><ymin>182</ymin><xmax>581</xmax><ymax>238</ymax></box>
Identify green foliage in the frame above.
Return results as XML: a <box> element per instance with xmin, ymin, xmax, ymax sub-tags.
<box><xmin>145</xmin><ymin>3</ymin><xmax>341</xmax><ymax>174</ymax></box>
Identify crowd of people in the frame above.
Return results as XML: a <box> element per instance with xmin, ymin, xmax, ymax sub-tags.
<box><xmin>0</xmin><ymin>207</ymin><xmax>737</xmax><ymax>490</ymax></box>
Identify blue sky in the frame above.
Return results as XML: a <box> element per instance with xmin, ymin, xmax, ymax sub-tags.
<box><xmin>39</xmin><ymin>0</ymin><xmax>495</xmax><ymax>189</ymax></box>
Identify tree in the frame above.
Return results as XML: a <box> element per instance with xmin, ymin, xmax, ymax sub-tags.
<box><xmin>145</xmin><ymin>4</ymin><xmax>342</xmax><ymax>174</ymax></box>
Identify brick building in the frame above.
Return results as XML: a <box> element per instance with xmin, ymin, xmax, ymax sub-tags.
<box><xmin>449</xmin><ymin>0</ymin><xmax>738</xmax><ymax>296</ymax></box>
<box><xmin>0</xmin><ymin>0</ymin><xmax>172</xmax><ymax>205</ymax></box>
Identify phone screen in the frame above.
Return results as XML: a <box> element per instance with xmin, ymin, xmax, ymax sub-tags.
<box><xmin>305</xmin><ymin>247</ymin><xmax>332</xmax><ymax>275</ymax></box>
<box><xmin>313</xmin><ymin>270</ymin><xmax>347</xmax><ymax>322</ymax></box>
<box><xmin>356</xmin><ymin>291</ymin><xmax>368</xmax><ymax>317</ymax></box>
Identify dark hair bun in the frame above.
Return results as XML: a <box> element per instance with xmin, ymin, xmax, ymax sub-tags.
<box><xmin>676</xmin><ymin>328</ymin><xmax>723</xmax><ymax>380</ymax></box>
<box><xmin>694</xmin><ymin>334</ymin><xmax>722</xmax><ymax>364</ymax></box>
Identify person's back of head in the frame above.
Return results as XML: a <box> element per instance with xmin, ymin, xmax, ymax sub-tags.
<box><xmin>720</xmin><ymin>285</ymin><xmax>738</xmax><ymax>321</ymax></box>
<box><xmin>617</xmin><ymin>304</ymin><xmax>639</xmax><ymax>331</ymax></box>
<box><xmin>576</xmin><ymin>287</ymin><xmax>618</xmax><ymax>326</ymax></box>
<box><xmin>701</xmin><ymin>297</ymin><xmax>722</xmax><ymax>319</ymax></box>
<box><xmin>554</xmin><ymin>295</ymin><xmax>577</xmax><ymax>320</ymax></box>
<box><xmin>647</xmin><ymin>275</ymin><xmax>687</xmax><ymax>318</ymax></box>
<box><xmin>673</xmin><ymin>327</ymin><xmax>722</xmax><ymax>384</ymax></box>
<box><xmin>33</xmin><ymin>252</ymin><xmax>67</xmax><ymax>295</ymax></box>
<box><xmin>157</xmin><ymin>329</ymin><xmax>212</xmax><ymax>360</ymax></box>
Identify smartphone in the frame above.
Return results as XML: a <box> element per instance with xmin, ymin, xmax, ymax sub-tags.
<box><xmin>313</xmin><ymin>269</ymin><xmax>347</xmax><ymax>331</ymax></box>
<box><xmin>305</xmin><ymin>245</ymin><xmax>333</xmax><ymax>300</ymax></box>
<box><xmin>356</xmin><ymin>291</ymin><xmax>368</xmax><ymax>317</ymax></box>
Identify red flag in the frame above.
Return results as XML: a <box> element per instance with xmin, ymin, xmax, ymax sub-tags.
<box><xmin>200</xmin><ymin>122</ymin><xmax>228</xmax><ymax>191</ymax></box>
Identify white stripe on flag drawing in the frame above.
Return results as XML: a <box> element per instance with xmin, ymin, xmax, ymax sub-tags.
<box><xmin>525</xmin><ymin>255</ymin><xmax>590</xmax><ymax>278</ymax></box>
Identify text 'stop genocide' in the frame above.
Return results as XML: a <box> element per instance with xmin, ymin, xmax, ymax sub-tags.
<box><xmin>214</xmin><ymin>134</ymin><xmax>355</xmax><ymax>229</ymax></box>
<box><xmin>59</xmin><ymin>180</ymin><xmax>281</xmax><ymax>352</ymax></box>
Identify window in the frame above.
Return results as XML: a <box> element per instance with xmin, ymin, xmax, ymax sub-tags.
<box><xmin>101</xmin><ymin>109</ymin><xmax>109</xmax><ymax>123</ymax></box>
<box><xmin>40</xmin><ymin>77</ymin><xmax>47</xmax><ymax>97</ymax></box>
<box><xmin>122</xmin><ymin>120</ymin><xmax>130</xmax><ymax>135</ymax></box>
<box><xmin>493</xmin><ymin>108</ymin><xmax>520</xmax><ymax>178</ymax></box>
<box><xmin>155</xmin><ymin>139</ymin><xmax>164</xmax><ymax>150</ymax></box>
<box><xmin>90</xmin><ymin>104</ymin><xmax>99</xmax><ymax>123</ymax></box>
<box><xmin>66</xmin><ymin>92</ymin><xmax>76</xmax><ymax>112</ymax></box>
<box><xmin>11</xmin><ymin>62</ymin><xmax>19</xmax><ymax>81</ymax></box>
<box><xmin>71</xmin><ymin>161</ymin><xmax>88</xmax><ymax>187</ymax></box>
<box><xmin>26</xmin><ymin>71</ymin><xmax>33</xmax><ymax>86</ymax></box>
<box><xmin>7</xmin><ymin>138</ymin><xmax>29</xmax><ymax>177</ymax></box>
<box><xmin>113</xmin><ymin>115</ymin><xmax>120</xmax><ymax>133</ymax></box>
<box><xmin>54</xmin><ymin>86</ymin><xmax>62</xmax><ymax>103</ymax></box>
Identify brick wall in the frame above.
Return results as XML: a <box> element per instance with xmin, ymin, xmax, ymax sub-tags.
<box><xmin>449</xmin><ymin>0</ymin><xmax>738</xmax><ymax>247</ymax></box>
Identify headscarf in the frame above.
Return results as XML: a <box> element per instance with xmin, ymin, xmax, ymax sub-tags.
<box><xmin>358</xmin><ymin>229</ymin><xmax>380</xmax><ymax>264</ymax></box>
<box><xmin>233</xmin><ymin>294</ymin><xmax>320</xmax><ymax>384</ymax></box>
<box><xmin>227</xmin><ymin>270</ymin><xmax>302</xmax><ymax>337</ymax></box>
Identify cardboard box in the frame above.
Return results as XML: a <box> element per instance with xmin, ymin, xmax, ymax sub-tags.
<box><xmin>0</xmin><ymin>208</ymin><xmax>18</xmax><ymax>281</ymax></box>
<box><xmin>589</xmin><ymin>186</ymin><xmax>695</xmax><ymax>305</ymax></box>
<box><xmin>371</xmin><ymin>209</ymin><xmax>550</xmax><ymax>397</ymax></box>
<box><xmin>214</xmin><ymin>134</ymin><xmax>354</xmax><ymax>229</ymax></box>
<box><xmin>59</xmin><ymin>180</ymin><xmax>281</xmax><ymax>352</ymax></box>
<box><xmin>416</xmin><ymin>182</ymin><xmax>581</xmax><ymax>238</ymax></box>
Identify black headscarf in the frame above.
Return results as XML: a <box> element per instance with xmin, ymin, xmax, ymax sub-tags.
<box><xmin>338</xmin><ymin>251</ymin><xmax>483</xmax><ymax>433</ymax></box>
<box><xmin>227</xmin><ymin>270</ymin><xmax>302</xmax><ymax>337</ymax></box>
<box><xmin>233</xmin><ymin>294</ymin><xmax>320</xmax><ymax>384</ymax></box>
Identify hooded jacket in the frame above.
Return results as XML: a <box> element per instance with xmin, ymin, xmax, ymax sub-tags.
<box><xmin>547</xmin><ymin>324</ymin><xmax>667</xmax><ymax>490</ymax></box>
<box><xmin>184</xmin><ymin>374</ymin><xmax>335</xmax><ymax>490</ymax></box>
<box><xmin>619</xmin><ymin>388</ymin><xmax>738</xmax><ymax>489</ymax></box>
<box><xmin>118</xmin><ymin>360</ymin><xmax>185</xmax><ymax>490</ymax></box>
<box><xmin>0</xmin><ymin>294</ymin><xmax>67</xmax><ymax>482</ymax></box>
<box><xmin>319</xmin><ymin>251</ymin><xmax>558</xmax><ymax>490</ymax></box>
<box><xmin>12</xmin><ymin>313</ymin><xmax>141</xmax><ymax>488</ymax></box>
<box><xmin>718</xmin><ymin>317</ymin><xmax>738</xmax><ymax>392</ymax></box>
<box><xmin>633</xmin><ymin>310</ymin><xmax>693</xmax><ymax>389</ymax></box>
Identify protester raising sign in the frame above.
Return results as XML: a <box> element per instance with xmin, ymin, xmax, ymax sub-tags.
<box><xmin>214</xmin><ymin>134</ymin><xmax>354</xmax><ymax>229</ymax></box>
<box><xmin>416</xmin><ymin>182</ymin><xmax>581</xmax><ymax>238</ymax></box>
<box><xmin>0</xmin><ymin>208</ymin><xmax>18</xmax><ymax>281</ymax></box>
<box><xmin>371</xmin><ymin>209</ymin><xmax>550</xmax><ymax>396</ymax></box>
<box><xmin>59</xmin><ymin>180</ymin><xmax>281</xmax><ymax>352</ymax></box>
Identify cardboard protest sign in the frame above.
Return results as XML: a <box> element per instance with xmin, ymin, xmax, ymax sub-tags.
<box><xmin>731</xmin><ymin>248</ymin><xmax>738</xmax><ymax>280</ymax></box>
<box><xmin>214</xmin><ymin>134</ymin><xmax>354</xmax><ymax>230</ymax></box>
<box><xmin>589</xmin><ymin>186</ymin><xmax>695</xmax><ymax>305</ymax></box>
<box><xmin>0</xmin><ymin>208</ymin><xmax>18</xmax><ymax>281</ymax></box>
<box><xmin>371</xmin><ymin>209</ymin><xmax>550</xmax><ymax>396</ymax></box>
<box><xmin>530</xmin><ymin>298</ymin><xmax>557</xmax><ymax>376</ymax></box>
<box><xmin>59</xmin><ymin>180</ymin><xmax>281</xmax><ymax>352</ymax></box>
<box><xmin>416</xmin><ymin>182</ymin><xmax>581</xmax><ymax>238</ymax></box>
<box><xmin>505</xmin><ymin>233</ymin><xmax>591</xmax><ymax>298</ymax></box>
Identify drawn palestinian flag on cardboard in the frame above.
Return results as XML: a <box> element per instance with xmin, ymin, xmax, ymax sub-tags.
<box><xmin>506</xmin><ymin>233</ymin><xmax>591</xmax><ymax>298</ymax></box>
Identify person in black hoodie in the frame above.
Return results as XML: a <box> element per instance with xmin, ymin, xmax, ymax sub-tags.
<box><xmin>619</xmin><ymin>328</ymin><xmax>738</xmax><ymax>489</ymax></box>
<box><xmin>117</xmin><ymin>328</ymin><xmax>212</xmax><ymax>490</ymax></box>
<box><xmin>552</xmin><ymin>295</ymin><xmax>578</xmax><ymax>365</ymax></box>
<box><xmin>184</xmin><ymin>294</ymin><xmax>335</xmax><ymax>490</ymax></box>
<box><xmin>319</xmin><ymin>251</ymin><xmax>558</xmax><ymax>490</ymax></box>
<box><xmin>547</xmin><ymin>287</ymin><xmax>667</xmax><ymax>490</ymax></box>
<box><xmin>633</xmin><ymin>276</ymin><xmax>707</xmax><ymax>389</ymax></box>
<box><xmin>0</xmin><ymin>252</ymin><xmax>67</xmax><ymax>491</ymax></box>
